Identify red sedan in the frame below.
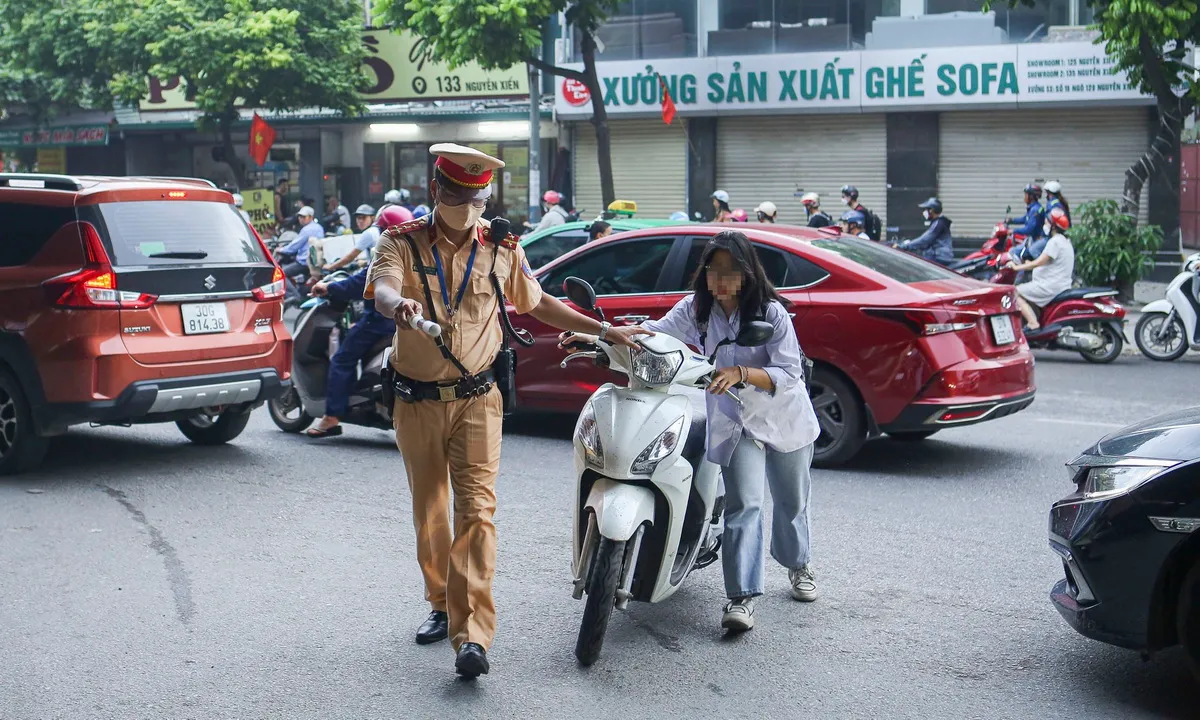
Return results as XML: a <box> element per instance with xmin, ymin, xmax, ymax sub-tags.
<box><xmin>509</xmin><ymin>224</ymin><xmax>1036</xmax><ymax>467</ymax></box>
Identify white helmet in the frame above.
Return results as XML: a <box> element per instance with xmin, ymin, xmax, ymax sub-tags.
<box><xmin>799</xmin><ymin>192</ymin><xmax>821</xmax><ymax>208</ymax></box>
<box><xmin>711</xmin><ymin>189</ymin><xmax>730</xmax><ymax>204</ymax></box>
<box><xmin>1184</xmin><ymin>252</ymin><xmax>1200</xmax><ymax>273</ymax></box>
<box><xmin>1044</xmin><ymin>180</ymin><xmax>1062</xmax><ymax>195</ymax></box>
<box><xmin>384</xmin><ymin>189</ymin><xmax>402</xmax><ymax>204</ymax></box>
<box><xmin>755</xmin><ymin>201</ymin><xmax>777</xmax><ymax>217</ymax></box>
<box><xmin>232</xmin><ymin>193</ymin><xmax>244</xmax><ymax>208</ymax></box>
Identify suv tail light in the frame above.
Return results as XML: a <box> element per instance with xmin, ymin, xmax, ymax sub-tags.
<box><xmin>44</xmin><ymin>223</ymin><xmax>158</xmax><ymax>309</ymax></box>
<box><xmin>863</xmin><ymin>307</ymin><xmax>977</xmax><ymax>336</ymax></box>
<box><xmin>252</xmin><ymin>266</ymin><xmax>286</xmax><ymax>301</ymax></box>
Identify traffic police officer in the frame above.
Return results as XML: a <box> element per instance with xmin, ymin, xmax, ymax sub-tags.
<box><xmin>365</xmin><ymin>144</ymin><xmax>649</xmax><ymax>679</ymax></box>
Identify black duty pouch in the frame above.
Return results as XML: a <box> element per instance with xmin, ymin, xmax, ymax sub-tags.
<box><xmin>493</xmin><ymin>346</ymin><xmax>517</xmax><ymax>416</ymax></box>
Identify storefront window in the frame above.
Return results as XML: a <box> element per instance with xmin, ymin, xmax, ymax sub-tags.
<box><xmin>712</xmin><ymin>0</ymin><xmax>870</xmax><ymax>53</ymax></box>
<box><xmin>926</xmin><ymin>0</ymin><xmax>1070</xmax><ymax>41</ymax></box>
<box><xmin>576</xmin><ymin>0</ymin><xmax>697</xmax><ymax>61</ymax></box>
<box><xmin>394</xmin><ymin>144</ymin><xmax>430</xmax><ymax>208</ymax></box>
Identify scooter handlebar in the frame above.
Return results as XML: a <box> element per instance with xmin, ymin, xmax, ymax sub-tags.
<box><xmin>408</xmin><ymin>314</ymin><xmax>442</xmax><ymax>338</ymax></box>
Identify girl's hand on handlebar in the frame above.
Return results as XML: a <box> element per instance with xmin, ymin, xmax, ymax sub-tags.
<box><xmin>707</xmin><ymin>366</ymin><xmax>743</xmax><ymax>395</ymax></box>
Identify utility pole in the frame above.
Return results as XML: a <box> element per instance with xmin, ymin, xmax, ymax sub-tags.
<box><xmin>528</xmin><ymin>61</ymin><xmax>542</xmax><ymax>225</ymax></box>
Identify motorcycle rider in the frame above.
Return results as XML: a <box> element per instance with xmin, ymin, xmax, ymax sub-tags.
<box><xmin>755</xmin><ymin>201</ymin><xmax>777</xmax><ymax>223</ymax></box>
<box><xmin>280</xmin><ymin>206</ymin><xmax>324</xmax><ymax>303</ymax></box>
<box><xmin>1008</xmin><ymin>183</ymin><xmax>1046</xmax><ymax>243</ymax></box>
<box><xmin>304</xmin><ymin>264</ymin><xmax>397</xmax><ymax>439</ymax></box>
<box><xmin>800</xmin><ymin>192</ymin><xmax>832</xmax><ymax>229</ymax></box>
<box><xmin>560</xmin><ymin>230</ymin><xmax>821</xmax><ymax>631</ymax></box>
<box><xmin>839</xmin><ymin>210</ymin><xmax>871</xmax><ymax>240</ymax></box>
<box><xmin>324</xmin><ymin>205</ymin><xmax>380</xmax><ymax>273</ymax></box>
<box><xmin>898</xmin><ymin>198</ymin><xmax>954</xmax><ymax>265</ymax></box>
<box><xmin>712</xmin><ymin>190</ymin><xmax>733</xmax><ymax>223</ymax></box>
<box><xmin>731</xmin><ymin>208</ymin><xmax>749</xmax><ymax>222</ymax></box>
<box><xmin>533</xmin><ymin>190</ymin><xmax>570</xmax><ymax>231</ymax></box>
<box><xmin>1006</xmin><ymin>207</ymin><xmax>1074</xmax><ymax>331</ymax></box>
<box><xmin>1045</xmin><ymin>180</ymin><xmax>1071</xmax><ymax>226</ymax></box>
<box><xmin>840</xmin><ymin>185</ymin><xmax>880</xmax><ymax>242</ymax></box>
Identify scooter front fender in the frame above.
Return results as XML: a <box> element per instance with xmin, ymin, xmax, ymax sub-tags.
<box><xmin>585</xmin><ymin>477</ymin><xmax>655</xmax><ymax>542</ymax></box>
<box><xmin>1141</xmin><ymin>299</ymin><xmax>1173</xmax><ymax>316</ymax></box>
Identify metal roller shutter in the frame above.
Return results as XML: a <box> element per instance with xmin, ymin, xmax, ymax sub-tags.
<box><xmin>572</xmin><ymin>119</ymin><xmax>687</xmax><ymax>219</ymax></box>
<box><xmin>939</xmin><ymin>108</ymin><xmax>1150</xmax><ymax>238</ymax></box>
<box><xmin>716</xmin><ymin>116</ymin><xmax>887</xmax><ymax>228</ymax></box>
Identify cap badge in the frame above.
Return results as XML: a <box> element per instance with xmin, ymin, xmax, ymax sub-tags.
<box><xmin>466</xmin><ymin>163</ymin><xmax>483</xmax><ymax>174</ymax></box>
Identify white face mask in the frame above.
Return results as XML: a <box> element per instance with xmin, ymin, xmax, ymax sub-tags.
<box><xmin>922</xmin><ymin>210</ymin><xmax>931</xmax><ymax>221</ymax></box>
<box><xmin>842</xmin><ymin>197</ymin><xmax>851</xmax><ymax>206</ymax></box>
<box><xmin>437</xmin><ymin>202</ymin><xmax>484</xmax><ymax>230</ymax></box>
<box><xmin>1043</xmin><ymin>222</ymin><xmax>1052</xmax><ymax>235</ymax></box>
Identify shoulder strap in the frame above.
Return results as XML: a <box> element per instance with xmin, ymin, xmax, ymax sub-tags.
<box><xmin>400</xmin><ymin>232</ymin><xmax>472</xmax><ymax>378</ymax></box>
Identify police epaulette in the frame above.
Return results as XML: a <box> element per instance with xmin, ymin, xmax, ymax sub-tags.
<box><xmin>386</xmin><ymin>215</ymin><xmax>432</xmax><ymax>236</ymax></box>
<box><xmin>481</xmin><ymin>225</ymin><xmax>520</xmax><ymax>250</ymax></box>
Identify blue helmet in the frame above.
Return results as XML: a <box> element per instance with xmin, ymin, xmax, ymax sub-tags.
<box><xmin>669</xmin><ymin>211</ymin><xmax>689</xmax><ymax>221</ymax></box>
<box><xmin>412</xmin><ymin>204</ymin><xmax>431</xmax><ymax>219</ymax></box>
<box><xmin>840</xmin><ymin>210</ymin><xmax>866</xmax><ymax>225</ymax></box>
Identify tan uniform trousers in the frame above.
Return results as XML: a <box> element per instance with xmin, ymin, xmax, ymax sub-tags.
<box><xmin>393</xmin><ymin>386</ymin><xmax>503</xmax><ymax>651</ymax></box>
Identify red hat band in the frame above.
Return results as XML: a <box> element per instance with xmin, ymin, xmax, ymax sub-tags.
<box><xmin>435</xmin><ymin>156</ymin><xmax>493</xmax><ymax>189</ymax></box>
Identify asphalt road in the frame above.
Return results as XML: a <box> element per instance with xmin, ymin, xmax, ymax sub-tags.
<box><xmin>2</xmin><ymin>351</ymin><xmax>1199</xmax><ymax>720</ymax></box>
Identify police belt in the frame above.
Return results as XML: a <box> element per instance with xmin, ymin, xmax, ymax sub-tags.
<box><xmin>393</xmin><ymin>368</ymin><xmax>496</xmax><ymax>403</ymax></box>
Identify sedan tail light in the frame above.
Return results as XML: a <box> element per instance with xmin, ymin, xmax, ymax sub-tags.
<box><xmin>862</xmin><ymin>307</ymin><xmax>977</xmax><ymax>336</ymax></box>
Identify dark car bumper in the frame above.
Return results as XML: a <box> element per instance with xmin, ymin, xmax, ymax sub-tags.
<box><xmin>39</xmin><ymin>369</ymin><xmax>289</xmax><ymax>432</ymax></box>
<box><xmin>1048</xmin><ymin>492</ymin><xmax>1186</xmax><ymax>652</ymax></box>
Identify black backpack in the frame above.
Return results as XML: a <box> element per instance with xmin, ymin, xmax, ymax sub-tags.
<box><xmin>858</xmin><ymin>205</ymin><xmax>882</xmax><ymax>242</ymax></box>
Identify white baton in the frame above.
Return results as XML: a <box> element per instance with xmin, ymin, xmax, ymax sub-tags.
<box><xmin>408</xmin><ymin>314</ymin><xmax>442</xmax><ymax>338</ymax></box>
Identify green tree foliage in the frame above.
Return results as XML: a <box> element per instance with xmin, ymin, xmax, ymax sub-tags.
<box><xmin>992</xmin><ymin>0</ymin><xmax>1198</xmax><ymax>222</ymax></box>
<box><xmin>1071</xmin><ymin>199</ymin><xmax>1164</xmax><ymax>288</ymax></box>
<box><xmin>0</xmin><ymin>0</ymin><xmax>366</xmax><ymax>184</ymax></box>
<box><xmin>379</xmin><ymin>0</ymin><xmax>624</xmax><ymax>206</ymax></box>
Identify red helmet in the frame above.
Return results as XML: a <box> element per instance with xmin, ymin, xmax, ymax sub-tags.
<box><xmin>375</xmin><ymin>205</ymin><xmax>413</xmax><ymax>229</ymax></box>
<box><xmin>543</xmin><ymin>190</ymin><xmax>561</xmax><ymax>205</ymax></box>
<box><xmin>1048</xmin><ymin>206</ymin><xmax>1069</xmax><ymax>231</ymax></box>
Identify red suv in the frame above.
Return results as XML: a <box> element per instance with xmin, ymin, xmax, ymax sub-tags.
<box><xmin>0</xmin><ymin>173</ymin><xmax>292</xmax><ymax>473</ymax></box>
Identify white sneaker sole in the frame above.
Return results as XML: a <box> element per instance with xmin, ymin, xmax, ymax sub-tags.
<box><xmin>721</xmin><ymin>613</ymin><xmax>755</xmax><ymax>631</ymax></box>
<box><xmin>791</xmin><ymin>587</ymin><xmax>818</xmax><ymax>602</ymax></box>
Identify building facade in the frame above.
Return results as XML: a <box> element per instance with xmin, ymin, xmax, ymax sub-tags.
<box><xmin>554</xmin><ymin>0</ymin><xmax>1168</xmax><ymax>243</ymax></box>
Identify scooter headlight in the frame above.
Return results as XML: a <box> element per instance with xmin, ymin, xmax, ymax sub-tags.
<box><xmin>575</xmin><ymin>400</ymin><xmax>604</xmax><ymax>469</ymax></box>
<box><xmin>631</xmin><ymin>417</ymin><xmax>685</xmax><ymax>475</ymax></box>
<box><xmin>630</xmin><ymin>347</ymin><xmax>684</xmax><ymax>386</ymax></box>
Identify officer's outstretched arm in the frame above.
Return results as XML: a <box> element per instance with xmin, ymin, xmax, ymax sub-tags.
<box><xmin>371</xmin><ymin>275</ymin><xmax>421</xmax><ymax>327</ymax></box>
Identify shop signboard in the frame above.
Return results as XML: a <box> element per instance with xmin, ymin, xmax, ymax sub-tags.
<box><xmin>0</xmin><ymin>125</ymin><xmax>110</xmax><ymax>147</ymax></box>
<box><xmin>554</xmin><ymin>41</ymin><xmax>1146</xmax><ymax>118</ymax></box>
<box><xmin>141</xmin><ymin>29</ymin><xmax>526</xmax><ymax>111</ymax></box>
<box><xmin>36</xmin><ymin>147</ymin><xmax>66</xmax><ymax>173</ymax></box>
<box><xmin>241</xmin><ymin>187</ymin><xmax>277</xmax><ymax>236</ymax></box>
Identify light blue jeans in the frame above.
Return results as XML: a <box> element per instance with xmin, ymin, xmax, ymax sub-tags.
<box><xmin>721</xmin><ymin>434</ymin><xmax>814</xmax><ymax>599</ymax></box>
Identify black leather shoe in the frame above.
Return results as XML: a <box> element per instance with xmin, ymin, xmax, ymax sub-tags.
<box><xmin>455</xmin><ymin>642</ymin><xmax>489</xmax><ymax>679</ymax></box>
<box><xmin>415</xmin><ymin>611</ymin><xmax>448</xmax><ymax>645</ymax></box>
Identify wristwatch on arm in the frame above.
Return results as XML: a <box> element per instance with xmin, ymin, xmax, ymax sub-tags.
<box><xmin>597</xmin><ymin>321</ymin><xmax>612</xmax><ymax>343</ymax></box>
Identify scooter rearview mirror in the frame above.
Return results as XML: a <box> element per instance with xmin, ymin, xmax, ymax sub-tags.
<box><xmin>736</xmin><ymin>320</ymin><xmax>775</xmax><ymax>348</ymax></box>
<box><xmin>563</xmin><ymin>276</ymin><xmax>601</xmax><ymax>317</ymax></box>
<box><xmin>1005</xmin><ymin>205</ymin><xmax>1012</xmax><ymax>215</ymax></box>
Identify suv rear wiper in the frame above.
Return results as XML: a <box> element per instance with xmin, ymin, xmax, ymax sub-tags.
<box><xmin>147</xmin><ymin>250</ymin><xmax>209</xmax><ymax>259</ymax></box>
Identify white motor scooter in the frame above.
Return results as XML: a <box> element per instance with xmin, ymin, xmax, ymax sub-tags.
<box><xmin>560</xmin><ymin>278</ymin><xmax>774</xmax><ymax>666</ymax></box>
<box><xmin>1135</xmin><ymin>252</ymin><xmax>1200</xmax><ymax>361</ymax></box>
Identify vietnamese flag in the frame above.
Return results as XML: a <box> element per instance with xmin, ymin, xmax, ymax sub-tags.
<box><xmin>658</xmin><ymin>75</ymin><xmax>676</xmax><ymax>126</ymax></box>
<box><xmin>248</xmin><ymin>113</ymin><xmax>276</xmax><ymax>167</ymax></box>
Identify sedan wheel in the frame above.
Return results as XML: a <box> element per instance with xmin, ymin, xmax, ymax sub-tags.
<box><xmin>1180</xmin><ymin>558</ymin><xmax>1200</xmax><ymax>683</ymax></box>
<box><xmin>808</xmin><ymin>368</ymin><xmax>865</xmax><ymax>468</ymax></box>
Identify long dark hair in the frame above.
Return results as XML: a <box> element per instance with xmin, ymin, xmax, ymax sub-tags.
<box><xmin>715</xmin><ymin>199</ymin><xmax>731</xmax><ymax>214</ymax></box>
<box><xmin>1053</xmin><ymin>192</ymin><xmax>1071</xmax><ymax>218</ymax></box>
<box><xmin>691</xmin><ymin>230</ymin><xmax>788</xmax><ymax>328</ymax></box>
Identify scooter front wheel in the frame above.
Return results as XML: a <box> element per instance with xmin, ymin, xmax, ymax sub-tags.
<box><xmin>268</xmin><ymin>387</ymin><xmax>315</xmax><ymax>433</ymax></box>
<box><xmin>575</xmin><ymin>536</ymin><xmax>626</xmax><ymax>666</ymax></box>
<box><xmin>1135</xmin><ymin>312</ymin><xmax>1188</xmax><ymax>361</ymax></box>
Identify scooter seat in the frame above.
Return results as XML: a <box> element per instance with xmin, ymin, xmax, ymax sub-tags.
<box><xmin>682</xmin><ymin>412</ymin><xmax>707</xmax><ymax>461</ymax></box>
<box><xmin>1048</xmin><ymin>287</ymin><xmax>1117</xmax><ymax>304</ymax></box>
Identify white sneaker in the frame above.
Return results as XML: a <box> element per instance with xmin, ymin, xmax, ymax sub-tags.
<box><xmin>789</xmin><ymin>565</ymin><xmax>818</xmax><ymax>602</ymax></box>
<box><xmin>721</xmin><ymin>597</ymin><xmax>756</xmax><ymax>631</ymax></box>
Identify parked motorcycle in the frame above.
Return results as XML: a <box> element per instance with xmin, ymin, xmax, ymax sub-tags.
<box><xmin>559</xmin><ymin>277</ymin><xmax>774</xmax><ymax>666</ymax></box>
<box><xmin>1134</xmin><ymin>252</ymin><xmax>1200</xmax><ymax>361</ymax></box>
<box><xmin>267</xmin><ymin>286</ymin><xmax>392</xmax><ymax>434</ymax></box>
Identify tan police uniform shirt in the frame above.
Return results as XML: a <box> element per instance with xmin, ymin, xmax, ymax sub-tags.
<box><xmin>365</xmin><ymin>215</ymin><xmax>543</xmax><ymax>383</ymax></box>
